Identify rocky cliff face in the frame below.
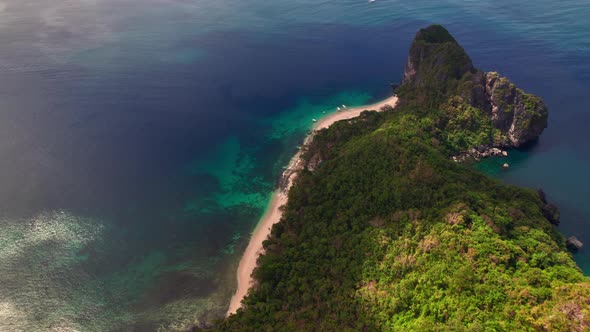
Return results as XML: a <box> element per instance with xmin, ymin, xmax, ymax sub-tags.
<box><xmin>402</xmin><ymin>25</ymin><xmax>474</xmax><ymax>87</ymax></box>
<box><xmin>399</xmin><ymin>25</ymin><xmax>548</xmax><ymax>149</ymax></box>
<box><xmin>483</xmin><ymin>72</ymin><xmax>548</xmax><ymax>147</ymax></box>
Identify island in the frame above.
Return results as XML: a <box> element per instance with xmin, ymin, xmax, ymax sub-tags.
<box><xmin>208</xmin><ymin>25</ymin><xmax>590</xmax><ymax>331</ymax></box>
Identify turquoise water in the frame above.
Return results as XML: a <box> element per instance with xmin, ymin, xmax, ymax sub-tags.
<box><xmin>0</xmin><ymin>0</ymin><xmax>589</xmax><ymax>330</ymax></box>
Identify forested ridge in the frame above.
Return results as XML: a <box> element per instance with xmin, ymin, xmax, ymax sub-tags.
<box><xmin>210</xmin><ymin>26</ymin><xmax>590</xmax><ymax>331</ymax></box>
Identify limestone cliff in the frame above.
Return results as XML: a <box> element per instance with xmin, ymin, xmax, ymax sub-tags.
<box><xmin>402</xmin><ymin>25</ymin><xmax>474</xmax><ymax>89</ymax></box>
<box><xmin>483</xmin><ymin>72</ymin><xmax>548</xmax><ymax>147</ymax></box>
<box><xmin>399</xmin><ymin>25</ymin><xmax>548</xmax><ymax>150</ymax></box>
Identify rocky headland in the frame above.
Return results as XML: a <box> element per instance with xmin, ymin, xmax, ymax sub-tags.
<box><xmin>398</xmin><ymin>25</ymin><xmax>548</xmax><ymax>162</ymax></box>
<box><xmin>214</xmin><ymin>25</ymin><xmax>590</xmax><ymax>332</ymax></box>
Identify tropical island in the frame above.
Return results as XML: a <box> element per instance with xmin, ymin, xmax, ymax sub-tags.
<box><xmin>208</xmin><ymin>25</ymin><xmax>590</xmax><ymax>331</ymax></box>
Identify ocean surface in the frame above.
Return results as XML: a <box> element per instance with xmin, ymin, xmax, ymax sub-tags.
<box><xmin>0</xmin><ymin>0</ymin><xmax>589</xmax><ymax>330</ymax></box>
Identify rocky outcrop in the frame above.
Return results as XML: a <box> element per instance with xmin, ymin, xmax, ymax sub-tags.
<box><xmin>451</xmin><ymin>147</ymin><xmax>508</xmax><ymax>162</ymax></box>
<box><xmin>401</xmin><ymin>25</ymin><xmax>474</xmax><ymax>88</ymax></box>
<box><xmin>537</xmin><ymin>189</ymin><xmax>561</xmax><ymax>226</ymax></box>
<box><xmin>484</xmin><ymin>72</ymin><xmax>549</xmax><ymax>147</ymax></box>
<box><xmin>542</xmin><ymin>203</ymin><xmax>561</xmax><ymax>226</ymax></box>
<box><xmin>566</xmin><ymin>236</ymin><xmax>584</xmax><ymax>252</ymax></box>
<box><xmin>399</xmin><ymin>25</ymin><xmax>548</xmax><ymax>151</ymax></box>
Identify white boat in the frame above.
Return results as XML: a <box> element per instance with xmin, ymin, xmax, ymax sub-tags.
<box><xmin>312</xmin><ymin>118</ymin><xmax>317</xmax><ymax>122</ymax></box>
<box><xmin>342</xmin><ymin>104</ymin><xmax>347</xmax><ymax>108</ymax></box>
<box><xmin>337</xmin><ymin>107</ymin><xmax>341</xmax><ymax>111</ymax></box>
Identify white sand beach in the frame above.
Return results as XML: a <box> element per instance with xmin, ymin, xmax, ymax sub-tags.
<box><xmin>227</xmin><ymin>95</ymin><xmax>399</xmax><ymax>316</ymax></box>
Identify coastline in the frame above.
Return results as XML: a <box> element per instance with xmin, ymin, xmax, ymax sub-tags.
<box><xmin>226</xmin><ymin>95</ymin><xmax>399</xmax><ymax>316</ymax></box>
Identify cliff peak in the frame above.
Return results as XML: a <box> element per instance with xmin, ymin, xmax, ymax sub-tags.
<box><xmin>399</xmin><ymin>25</ymin><xmax>548</xmax><ymax>150</ymax></box>
<box><xmin>414</xmin><ymin>24</ymin><xmax>458</xmax><ymax>44</ymax></box>
<box><xmin>402</xmin><ymin>24</ymin><xmax>474</xmax><ymax>87</ymax></box>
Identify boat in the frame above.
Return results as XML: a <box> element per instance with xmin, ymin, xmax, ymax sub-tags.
<box><xmin>312</xmin><ymin>118</ymin><xmax>317</xmax><ymax>122</ymax></box>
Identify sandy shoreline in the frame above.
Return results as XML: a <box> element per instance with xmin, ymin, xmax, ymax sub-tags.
<box><xmin>226</xmin><ymin>95</ymin><xmax>399</xmax><ymax>316</ymax></box>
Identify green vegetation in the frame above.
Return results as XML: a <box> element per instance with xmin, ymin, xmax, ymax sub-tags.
<box><xmin>210</xmin><ymin>25</ymin><xmax>588</xmax><ymax>331</ymax></box>
<box><xmin>399</xmin><ymin>25</ymin><xmax>475</xmax><ymax>109</ymax></box>
<box><xmin>213</xmin><ymin>106</ymin><xmax>589</xmax><ymax>331</ymax></box>
<box><xmin>517</xmin><ymin>91</ymin><xmax>549</xmax><ymax>131</ymax></box>
<box><xmin>439</xmin><ymin>96</ymin><xmax>496</xmax><ymax>152</ymax></box>
<box><xmin>489</xmin><ymin>74</ymin><xmax>516</xmax><ymax>112</ymax></box>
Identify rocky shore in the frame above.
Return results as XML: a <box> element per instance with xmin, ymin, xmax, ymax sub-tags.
<box><xmin>452</xmin><ymin>147</ymin><xmax>508</xmax><ymax>163</ymax></box>
<box><xmin>227</xmin><ymin>95</ymin><xmax>398</xmax><ymax>316</ymax></box>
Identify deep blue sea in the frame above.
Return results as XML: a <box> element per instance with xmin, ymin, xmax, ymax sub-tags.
<box><xmin>0</xmin><ymin>0</ymin><xmax>589</xmax><ymax>330</ymax></box>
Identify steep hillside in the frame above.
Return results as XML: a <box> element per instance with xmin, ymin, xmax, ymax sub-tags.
<box><xmin>211</xmin><ymin>25</ymin><xmax>589</xmax><ymax>332</ymax></box>
<box><xmin>398</xmin><ymin>25</ymin><xmax>548</xmax><ymax>153</ymax></box>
